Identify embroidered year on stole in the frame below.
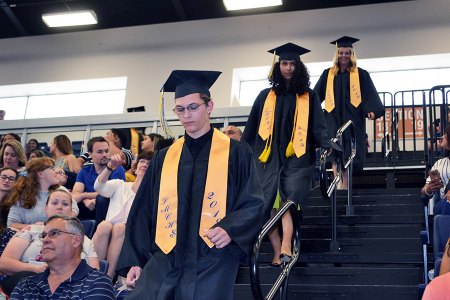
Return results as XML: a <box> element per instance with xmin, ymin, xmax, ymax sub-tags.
<box><xmin>325</xmin><ymin>68</ymin><xmax>361</xmax><ymax>113</ymax></box>
<box><xmin>155</xmin><ymin>129</ymin><xmax>230</xmax><ymax>254</ymax></box>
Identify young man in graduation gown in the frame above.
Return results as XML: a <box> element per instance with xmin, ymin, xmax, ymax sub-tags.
<box><xmin>116</xmin><ymin>70</ymin><xmax>265</xmax><ymax>300</ymax></box>
<box><xmin>242</xmin><ymin>43</ymin><xmax>335</xmax><ymax>261</ymax></box>
<box><xmin>314</xmin><ymin>36</ymin><xmax>385</xmax><ymax>188</ymax></box>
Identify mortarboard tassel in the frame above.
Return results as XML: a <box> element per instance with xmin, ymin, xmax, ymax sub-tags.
<box><xmin>159</xmin><ymin>89</ymin><xmax>174</xmax><ymax>139</ymax></box>
<box><xmin>267</xmin><ymin>50</ymin><xmax>277</xmax><ymax>79</ymax></box>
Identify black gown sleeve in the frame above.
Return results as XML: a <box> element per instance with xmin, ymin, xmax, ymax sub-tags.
<box><xmin>310</xmin><ymin>89</ymin><xmax>332</xmax><ymax>149</ymax></box>
<box><xmin>313</xmin><ymin>69</ymin><xmax>330</xmax><ymax>102</ymax></box>
<box><xmin>242</xmin><ymin>89</ymin><xmax>270</xmax><ymax>149</ymax></box>
<box><xmin>360</xmin><ymin>68</ymin><xmax>385</xmax><ymax>119</ymax></box>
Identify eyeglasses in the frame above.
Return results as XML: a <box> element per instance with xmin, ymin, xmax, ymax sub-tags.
<box><xmin>0</xmin><ymin>175</ymin><xmax>16</xmax><ymax>182</ymax></box>
<box><xmin>172</xmin><ymin>103</ymin><xmax>207</xmax><ymax>116</ymax></box>
<box><xmin>55</xmin><ymin>171</ymin><xmax>67</xmax><ymax>178</ymax></box>
<box><xmin>39</xmin><ymin>229</ymin><xmax>78</xmax><ymax>240</ymax></box>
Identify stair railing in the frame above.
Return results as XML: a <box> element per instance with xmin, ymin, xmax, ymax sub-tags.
<box><xmin>320</xmin><ymin>138</ymin><xmax>341</xmax><ymax>252</ymax></box>
<box><xmin>381</xmin><ymin>132</ymin><xmax>391</xmax><ymax>160</ymax></box>
<box><xmin>336</xmin><ymin>120</ymin><xmax>357</xmax><ymax>216</ymax></box>
<box><xmin>250</xmin><ymin>200</ymin><xmax>301</xmax><ymax>300</ymax></box>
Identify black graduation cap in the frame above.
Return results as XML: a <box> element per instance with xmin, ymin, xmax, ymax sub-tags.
<box><xmin>162</xmin><ymin>70</ymin><xmax>222</xmax><ymax>99</ymax></box>
<box><xmin>330</xmin><ymin>36</ymin><xmax>359</xmax><ymax>48</ymax></box>
<box><xmin>268</xmin><ymin>42</ymin><xmax>310</xmax><ymax>61</ymax></box>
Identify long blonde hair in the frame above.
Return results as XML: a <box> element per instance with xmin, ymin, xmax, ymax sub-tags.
<box><xmin>331</xmin><ymin>47</ymin><xmax>358</xmax><ymax>76</ymax></box>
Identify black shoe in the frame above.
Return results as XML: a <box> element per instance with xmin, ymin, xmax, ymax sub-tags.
<box><xmin>269</xmin><ymin>262</ymin><xmax>281</xmax><ymax>268</ymax></box>
<box><xmin>280</xmin><ymin>253</ymin><xmax>292</xmax><ymax>263</ymax></box>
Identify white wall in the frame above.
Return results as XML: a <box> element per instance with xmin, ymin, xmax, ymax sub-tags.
<box><xmin>0</xmin><ymin>0</ymin><xmax>449</xmax><ymax>112</ymax></box>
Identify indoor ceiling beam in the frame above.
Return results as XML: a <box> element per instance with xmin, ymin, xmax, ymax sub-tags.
<box><xmin>0</xmin><ymin>0</ymin><xmax>28</xmax><ymax>36</ymax></box>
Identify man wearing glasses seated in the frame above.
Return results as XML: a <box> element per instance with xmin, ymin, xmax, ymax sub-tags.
<box><xmin>9</xmin><ymin>215</ymin><xmax>114</xmax><ymax>299</ymax></box>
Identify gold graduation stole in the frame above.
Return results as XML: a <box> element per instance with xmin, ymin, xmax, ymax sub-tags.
<box><xmin>130</xmin><ymin>128</ymin><xmax>140</xmax><ymax>156</ymax></box>
<box><xmin>285</xmin><ymin>93</ymin><xmax>309</xmax><ymax>158</ymax></box>
<box><xmin>258</xmin><ymin>90</ymin><xmax>310</xmax><ymax>161</ymax></box>
<box><xmin>324</xmin><ymin>68</ymin><xmax>361</xmax><ymax>113</ymax></box>
<box><xmin>258</xmin><ymin>90</ymin><xmax>277</xmax><ymax>163</ymax></box>
<box><xmin>155</xmin><ymin>129</ymin><xmax>230</xmax><ymax>254</ymax></box>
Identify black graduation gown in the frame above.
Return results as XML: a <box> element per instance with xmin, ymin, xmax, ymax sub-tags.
<box><xmin>242</xmin><ymin>88</ymin><xmax>331</xmax><ymax>217</ymax></box>
<box><xmin>116</xmin><ymin>130</ymin><xmax>264</xmax><ymax>300</ymax></box>
<box><xmin>314</xmin><ymin>67</ymin><xmax>385</xmax><ymax>173</ymax></box>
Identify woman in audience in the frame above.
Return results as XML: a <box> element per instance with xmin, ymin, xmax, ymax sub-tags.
<box><xmin>141</xmin><ymin>133</ymin><xmax>163</xmax><ymax>153</ymax></box>
<box><xmin>93</xmin><ymin>151</ymin><xmax>152</xmax><ymax>279</ymax></box>
<box><xmin>5</xmin><ymin>157</ymin><xmax>77</xmax><ymax>230</ymax></box>
<box><xmin>29</xmin><ymin>149</ymin><xmax>46</xmax><ymax>160</ymax></box>
<box><xmin>0</xmin><ymin>140</ymin><xmax>27</xmax><ymax>173</ymax></box>
<box><xmin>0</xmin><ymin>189</ymin><xmax>99</xmax><ymax>296</ymax></box>
<box><xmin>1</xmin><ymin>133</ymin><xmax>21</xmax><ymax>144</ymax></box>
<box><xmin>421</xmin><ymin>125</ymin><xmax>450</xmax><ymax>214</ymax></box>
<box><xmin>0</xmin><ymin>167</ymin><xmax>19</xmax><ymax>257</ymax></box>
<box><xmin>25</xmin><ymin>139</ymin><xmax>39</xmax><ymax>160</ymax></box>
<box><xmin>50</xmin><ymin>135</ymin><xmax>80</xmax><ymax>189</ymax></box>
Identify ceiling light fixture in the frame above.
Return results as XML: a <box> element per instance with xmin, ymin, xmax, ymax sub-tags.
<box><xmin>42</xmin><ymin>10</ymin><xmax>97</xmax><ymax>27</ymax></box>
<box><xmin>223</xmin><ymin>0</ymin><xmax>282</xmax><ymax>11</ymax></box>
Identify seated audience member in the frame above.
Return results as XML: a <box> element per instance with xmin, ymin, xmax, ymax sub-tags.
<box><xmin>438</xmin><ymin>238</ymin><xmax>450</xmax><ymax>276</ymax></box>
<box><xmin>0</xmin><ymin>167</ymin><xmax>18</xmax><ymax>227</ymax></box>
<box><xmin>93</xmin><ymin>152</ymin><xmax>152</xmax><ymax>279</ymax></box>
<box><xmin>29</xmin><ymin>150</ymin><xmax>46</xmax><ymax>160</ymax></box>
<box><xmin>0</xmin><ymin>167</ymin><xmax>19</xmax><ymax>257</ymax></box>
<box><xmin>0</xmin><ymin>140</ymin><xmax>27</xmax><ymax>173</ymax></box>
<box><xmin>72</xmin><ymin>137</ymin><xmax>126</xmax><ymax>220</ymax></box>
<box><xmin>223</xmin><ymin>125</ymin><xmax>242</xmax><ymax>141</ymax></box>
<box><xmin>26</xmin><ymin>139</ymin><xmax>39</xmax><ymax>160</ymax></box>
<box><xmin>422</xmin><ymin>271</ymin><xmax>450</xmax><ymax>300</ymax></box>
<box><xmin>9</xmin><ymin>215</ymin><xmax>114</xmax><ymax>299</ymax></box>
<box><xmin>421</xmin><ymin>126</ymin><xmax>450</xmax><ymax>214</ymax></box>
<box><xmin>0</xmin><ymin>190</ymin><xmax>99</xmax><ymax>296</ymax></box>
<box><xmin>6</xmin><ymin>157</ymin><xmax>77</xmax><ymax>230</ymax></box>
<box><xmin>105</xmin><ymin>128</ymin><xmax>134</xmax><ymax>170</ymax></box>
<box><xmin>1</xmin><ymin>133</ymin><xmax>21</xmax><ymax>144</ymax></box>
<box><xmin>50</xmin><ymin>135</ymin><xmax>81</xmax><ymax>189</ymax></box>
<box><xmin>141</xmin><ymin>133</ymin><xmax>163</xmax><ymax>153</ymax></box>
<box><xmin>428</xmin><ymin>118</ymin><xmax>443</xmax><ymax>151</ymax></box>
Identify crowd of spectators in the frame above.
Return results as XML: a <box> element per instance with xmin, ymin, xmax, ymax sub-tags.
<box><xmin>0</xmin><ymin>127</ymin><xmax>211</xmax><ymax>297</ymax></box>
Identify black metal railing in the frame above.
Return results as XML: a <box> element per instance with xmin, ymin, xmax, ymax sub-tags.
<box><xmin>250</xmin><ymin>200</ymin><xmax>301</xmax><ymax>300</ymax></box>
<box><xmin>336</xmin><ymin>120</ymin><xmax>357</xmax><ymax>215</ymax></box>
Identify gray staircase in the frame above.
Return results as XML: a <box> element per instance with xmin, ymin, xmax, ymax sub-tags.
<box><xmin>234</xmin><ymin>187</ymin><xmax>424</xmax><ymax>300</ymax></box>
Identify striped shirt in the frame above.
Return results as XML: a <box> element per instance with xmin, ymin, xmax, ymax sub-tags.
<box><xmin>10</xmin><ymin>259</ymin><xmax>115</xmax><ymax>300</ymax></box>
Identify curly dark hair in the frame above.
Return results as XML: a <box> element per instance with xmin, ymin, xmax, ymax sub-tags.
<box><xmin>269</xmin><ymin>59</ymin><xmax>310</xmax><ymax>95</ymax></box>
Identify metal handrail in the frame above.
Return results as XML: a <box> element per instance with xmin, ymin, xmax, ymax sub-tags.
<box><xmin>381</xmin><ymin>132</ymin><xmax>391</xmax><ymax>159</ymax></box>
<box><xmin>335</xmin><ymin>120</ymin><xmax>356</xmax><ymax>216</ymax></box>
<box><xmin>250</xmin><ymin>200</ymin><xmax>300</xmax><ymax>300</ymax></box>
<box><xmin>319</xmin><ymin>140</ymin><xmax>341</xmax><ymax>252</ymax></box>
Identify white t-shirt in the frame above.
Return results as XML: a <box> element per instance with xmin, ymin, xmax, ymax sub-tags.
<box><xmin>94</xmin><ymin>179</ymin><xmax>136</xmax><ymax>224</ymax></box>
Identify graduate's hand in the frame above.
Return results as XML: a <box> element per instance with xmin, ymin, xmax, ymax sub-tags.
<box><xmin>204</xmin><ymin>227</ymin><xmax>232</xmax><ymax>249</ymax></box>
<box><xmin>367</xmin><ymin>112</ymin><xmax>375</xmax><ymax>120</ymax></box>
<box><xmin>126</xmin><ymin>266</ymin><xmax>142</xmax><ymax>288</ymax></box>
